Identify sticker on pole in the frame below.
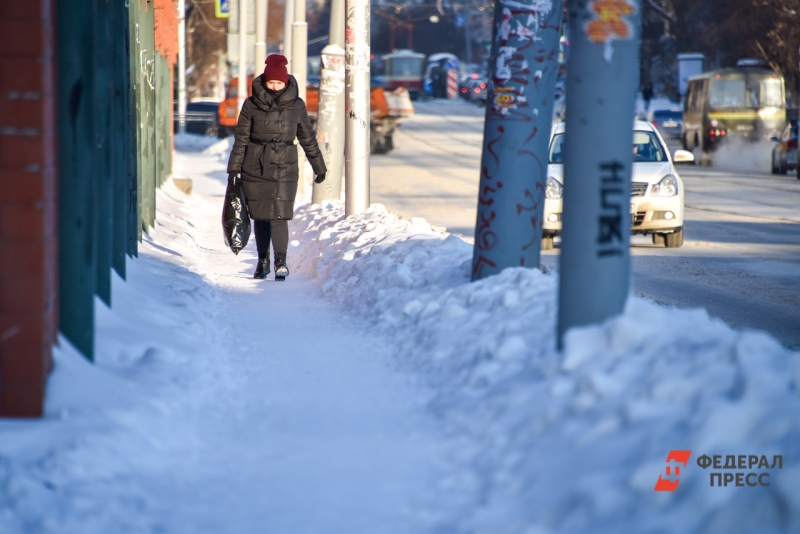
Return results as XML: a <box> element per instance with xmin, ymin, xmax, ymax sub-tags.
<box><xmin>585</xmin><ymin>0</ymin><xmax>637</xmax><ymax>62</ymax></box>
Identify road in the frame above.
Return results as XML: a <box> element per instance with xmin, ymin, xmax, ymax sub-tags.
<box><xmin>371</xmin><ymin>100</ymin><xmax>800</xmax><ymax>349</ymax></box>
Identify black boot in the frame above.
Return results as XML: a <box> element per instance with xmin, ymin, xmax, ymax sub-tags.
<box><xmin>274</xmin><ymin>258</ymin><xmax>289</xmax><ymax>281</ymax></box>
<box><xmin>253</xmin><ymin>258</ymin><xmax>270</xmax><ymax>279</ymax></box>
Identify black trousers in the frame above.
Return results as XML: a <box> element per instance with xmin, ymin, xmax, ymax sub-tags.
<box><xmin>253</xmin><ymin>219</ymin><xmax>288</xmax><ymax>260</ymax></box>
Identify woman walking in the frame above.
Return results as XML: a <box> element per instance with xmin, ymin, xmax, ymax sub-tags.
<box><xmin>227</xmin><ymin>54</ymin><xmax>327</xmax><ymax>280</ymax></box>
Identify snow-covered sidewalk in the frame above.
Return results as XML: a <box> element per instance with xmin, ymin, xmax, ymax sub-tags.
<box><xmin>1</xmin><ymin>135</ymin><xmax>799</xmax><ymax>533</ymax></box>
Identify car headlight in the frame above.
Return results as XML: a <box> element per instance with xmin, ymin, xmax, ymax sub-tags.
<box><xmin>545</xmin><ymin>177</ymin><xmax>563</xmax><ymax>199</ymax></box>
<box><xmin>544</xmin><ymin>176</ymin><xmax>564</xmax><ymax>200</ymax></box>
<box><xmin>650</xmin><ymin>174</ymin><xmax>678</xmax><ymax>197</ymax></box>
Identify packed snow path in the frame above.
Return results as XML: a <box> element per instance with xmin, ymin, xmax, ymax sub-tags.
<box><xmin>0</xmin><ymin>144</ymin><xmax>456</xmax><ymax>533</ymax></box>
<box><xmin>2</xmin><ymin>135</ymin><xmax>800</xmax><ymax>533</ymax></box>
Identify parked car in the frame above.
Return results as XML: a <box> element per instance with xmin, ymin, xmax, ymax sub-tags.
<box><xmin>770</xmin><ymin>119</ymin><xmax>797</xmax><ymax>175</ymax></box>
<box><xmin>174</xmin><ymin>100</ymin><xmax>220</xmax><ymax>136</ymax></box>
<box><xmin>648</xmin><ymin>108</ymin><xmax>683</xmax><ymax>139</ymax></box>
<box><xmin>542</xmin><ymin>121</ymin><xmax>693</xmax><ymax>250</ymax></box>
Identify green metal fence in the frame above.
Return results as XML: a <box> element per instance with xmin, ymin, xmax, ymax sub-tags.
<box><xmin>57</xmin><ymin>0</ymin><xmax>173</xmax><ymax>361</ymax></box>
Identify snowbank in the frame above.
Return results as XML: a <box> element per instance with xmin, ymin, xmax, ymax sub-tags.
<box><xmin>290</xmin><ymin>200</ymin><xmax>800</xmax><ymax>533</ymax></box>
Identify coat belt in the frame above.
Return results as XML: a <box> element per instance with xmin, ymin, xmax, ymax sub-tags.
<box><xmin>253</xmin><ymin>141</ymin><xmax>295</xmax><ymax>177</ymax></box>
<box><xmin>249</xmin><ymin>140</ymin><xmax>295</xmax><ymax>146</ymax></box>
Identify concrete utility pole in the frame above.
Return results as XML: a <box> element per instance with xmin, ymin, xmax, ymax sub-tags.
<box><xmin>283</xmin><ymin>0</ymin><xmax>294</xmax><ymax>60</ymax></box>
<box><xmin>292</xmin><ymin>0</ymin><xmax>308</xmax><ymax>191</ymax></box>
<box><xmin>557</xmin><ymin>0</ymin><xmax>642</xmax><ymax>348</ymax></box>
<box><xmin>344</xmin><ymin>0</ymin><xmax>370</xmax><ymax>215</ymax></box>
<box><xmin>311</xmin><ymin>0</ymin><xmax>345</xmax><ymax>203</ymax></box>
<box><xmin>237</xmin><ymin>0</ymin><xmax>247</xmax><ymax>113</ymax></box>
<box><xmin>255</xmin><ymin>0</ymin><xmax>268</xmax><ymax>69</ymax></box>
<box><xmin>177</xmin><ymin>0</ymin><xmax>187</xmax><ymax>133</ymax></box>
<box><xmin>470</xmin><ymin>0</ymin><xmax>564</xmax><ymax>281</ymax></box>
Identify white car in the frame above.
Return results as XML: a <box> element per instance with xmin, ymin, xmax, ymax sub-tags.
<box><xmin>542</xmin><ymin>121</ymin><xmax>693</xmax><ymax>249</ymax></box>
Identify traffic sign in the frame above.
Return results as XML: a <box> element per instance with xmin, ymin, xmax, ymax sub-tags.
<box><xmin>215</xmin><ymin>0</ymin><xmax>229</xmax><ymax>18</ymax></box>
<box><xmin>454</xmin><ymin>14</ymin><xmax>466</xmax><ymax>27</ymax></box>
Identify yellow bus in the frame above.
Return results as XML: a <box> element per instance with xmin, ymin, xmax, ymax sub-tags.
<box><xmin>682</xmin><ymin>64</ymin><xmax>786</xmax><ymax>159</ymax></box>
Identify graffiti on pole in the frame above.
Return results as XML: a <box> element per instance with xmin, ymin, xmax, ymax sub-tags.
<box><xmin>472</xmin><ymin>0</ymin><xmax>563</xmax><ymax>281</ymax></box>
<box><xmin>556</xmin><ymin>0</ymin><xmax>641</xmax><ymax>348</ymax></box>
<box><xmin>585</xmin><ymin>0</ymin><xmax>637</xmax><ymax>61</ymax></box>
<box><xmin>317</xmin><ymin>52</ymin><xmax>345</xmax><ymax>144</ymax></box>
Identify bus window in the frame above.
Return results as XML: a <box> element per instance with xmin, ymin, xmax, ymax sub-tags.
<box><xmin>710</xmin><ymin>79</ymin><xmax>746</xmax><ymax>108</ymax></box>
<box><xmin>747</xmin><ymin>78</ymin><xmax>782</xmax><ymax>107</ymax></box>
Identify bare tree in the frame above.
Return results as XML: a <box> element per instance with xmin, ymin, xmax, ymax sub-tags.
<box><xmin>186</xmin><ymin>0</ymin><xmax>227</xmax><ymax>99</ymax></box>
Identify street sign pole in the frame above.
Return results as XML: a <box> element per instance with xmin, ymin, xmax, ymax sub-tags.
<box><xmin>283</xmin><ymin>0</ymin><xmax>294</xmax><ymax>59</ymax></box>
<box><xmin>237</xmin><ymin>0</ymin><xmax>247</xmax><ymax>113</ymax></box>
<box><xmin>292</xmin><ymin>0</ymin><xmax>308</xmax><ymax>192</ymax></box>
<box><xmin>254</xmin><ymin>0</ymin><xmax>267</xmax><ymax>69</ymax></box>
<box><xmin>557</xmin><ymin>0</ymin><xmax>642</xmax><ymax>348</ymax></box>
<box><xmin>312</xmin><ymin>0</ymin><xmax>345</xmax><ymax>203</ymax></box>
<box><xmin>344</xmin><ymin>0</ymin><xmax>370</xmax><ymax>215</ymax></box>
<box><xmin>178</xmin><ymin>0</ymin><xmax>187</xmax><ymax>133</ymax></box>
<box><xmin>470</xmin><ymin>0</ymin><xmax>564</xmax><ymax>280</ymax></box>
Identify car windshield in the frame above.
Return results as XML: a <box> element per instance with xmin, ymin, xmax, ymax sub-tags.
<box><xmin>549</xmin><ymin>133</ymin><xmax>565</xmax><ymax>163</ymax></box>
<box><xmin>549</xmin><ymin>131</ymin><xmax>667</xmax><ymax>163</ymax></box>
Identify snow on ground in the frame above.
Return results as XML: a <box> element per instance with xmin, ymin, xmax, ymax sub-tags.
<box><xmin>2</xmin><ymin>135</ymin><xmax>800</xmax><ymax>533</ymax></box>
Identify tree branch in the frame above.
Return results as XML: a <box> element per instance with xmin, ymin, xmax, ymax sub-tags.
<box><xmin>645</xmin><ymin>0</ymin><xmax>677</xmax><ymax>23</ymax></box>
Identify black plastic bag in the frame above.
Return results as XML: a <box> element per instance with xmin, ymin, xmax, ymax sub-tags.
<box><xmin>222</xmin><ymin>175</ymin><xmax>251</xmax><ymax>254</ymax></box>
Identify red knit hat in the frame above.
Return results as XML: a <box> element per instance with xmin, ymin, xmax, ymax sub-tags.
<box><xmin>264</xmin><ymin>54</ymin><xmax>289</xmax><ymax>84</ymax></box>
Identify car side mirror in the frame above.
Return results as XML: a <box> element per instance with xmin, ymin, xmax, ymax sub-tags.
<box><xmin>769</xmin><ymin>136</ymin><xmax>779</xmax><ymax>142</ymax></box>
<box><xmin>673</xmin><ymin>149</ymin><xmax>695</xmax><ymax>164</ymax></box>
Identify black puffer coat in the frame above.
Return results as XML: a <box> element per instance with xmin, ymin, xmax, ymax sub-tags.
<box><xmin>227</xmin><ymin>75</ymin><xmax>326</xmax><ymax>220</ymax></box>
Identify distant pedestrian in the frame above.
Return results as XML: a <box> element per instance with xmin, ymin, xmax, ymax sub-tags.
<box><xmin>642</xmin><ymin>82</ymin><xmax>654</xmax><ymax>113</ymax></box>
<box><xmin>227</xmin><ymin>54</ymin><xmax>327</xmax><ymax>281</ymax></box>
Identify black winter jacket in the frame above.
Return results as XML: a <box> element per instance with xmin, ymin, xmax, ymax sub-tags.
<box><xmin>227</xmin><ymin>75</ymin><xmax>326</xmax><ymax>220</ymax></box>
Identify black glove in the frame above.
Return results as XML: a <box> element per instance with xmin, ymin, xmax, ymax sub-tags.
<box><xmin>229</xmin><ymin>173</ymin><xmax>239</xmax><ymax>182</ymax></box>
<box><xmin>314</xmin><ymin>173</ymin><xmax>326</xmax><ymax>184</ymax></box>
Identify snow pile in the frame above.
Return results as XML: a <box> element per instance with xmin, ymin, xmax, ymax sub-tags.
<box><xmin>290</xmin><ymin>200</ymin><xmax>800</xmax><ymax>533</ymax></box>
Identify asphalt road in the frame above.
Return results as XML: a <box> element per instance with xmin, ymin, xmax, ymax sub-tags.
<box><xmin>371</xmin><ymin>100</ymin><xmax>800</xmax><ymax>349</ymax></box>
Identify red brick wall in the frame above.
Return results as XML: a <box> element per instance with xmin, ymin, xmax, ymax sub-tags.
<box><xmin>0</xmin><ymin>0</ymin><xmax>57</xmax><ymax>417</ymax></box>
<box><xmin>154</xmin><ymin>0</ymin><xmax>179</xmax><ymax>66</ymax></box>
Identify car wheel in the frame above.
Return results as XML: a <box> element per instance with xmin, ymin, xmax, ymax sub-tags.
<box><xmin>797</xmin><ymin>162</ymin><xmax>800</xmax><ymax>180</ymax></box>
<box><xmin>652</xmin><ymin>233</ymin><xmax>665</xmax><ymax>246</ymax></box>
<box><xmin>665</xmin><ymin>229</ymin><xmax>683</xmax><ymax>248</ymax></box>
<box><xmin>541</xmin><ymin>236</ymin><xmax>554</xmax><ymax>250</ymax></box>
<box><xmin>779</xmin><ymin>156</ymin><xmax>788</xmax><ymax>175</ymax></box>
<box><xmin>771</xmin><ymin>150</ymin><xmax>779</xmax><ymax>174</ymax></box>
